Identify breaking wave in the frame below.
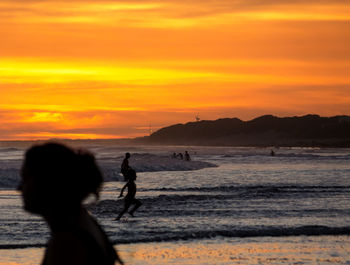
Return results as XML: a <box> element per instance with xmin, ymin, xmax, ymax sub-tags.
<box><xmin>0</xmin><ymin>152</ymin><xmax>217</xmax><ymax>189</ymax></box>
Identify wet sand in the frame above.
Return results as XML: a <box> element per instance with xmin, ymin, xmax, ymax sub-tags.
<box><xmin>1</xmin><ymin>236</ymin><xmax>349</xmax><ymax>265</ymax></box>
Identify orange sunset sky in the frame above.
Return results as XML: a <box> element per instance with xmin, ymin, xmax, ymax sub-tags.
<box><xmin>1</xmin><ymin>0</ymin><xmax>350</xmax><ymax>140</ymax></box>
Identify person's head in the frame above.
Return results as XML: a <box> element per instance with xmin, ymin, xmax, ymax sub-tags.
<box><xmin>125</xmin><ymin>152</ymin><xmax>130</xmax><ymax>159</ymax></box>
<box><xmin>126</xmin><ymin>168</ymin><xmax>137</xmax><ymax>181</ymax></box>
<box><xmin>18</xmin><ymin>142</ymin><xmax>103</xmax><ymax>215</ymax></box>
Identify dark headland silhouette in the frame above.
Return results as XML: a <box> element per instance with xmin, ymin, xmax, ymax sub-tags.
<box><xmin>2</xmin><ymin>114</ymin><xmax>350</xmax><ymax>148</ymax></box>
<box><xmin>136</xmin><ymin>114</ymin><xmax>350</xmax><ymax>147</ymax></box>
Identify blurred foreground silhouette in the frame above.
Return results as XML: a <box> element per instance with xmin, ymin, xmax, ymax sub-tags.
<box><xmin>18</xmin><ymin>142</ymin><xmax>123</xmax><ymax>265</ymax></box>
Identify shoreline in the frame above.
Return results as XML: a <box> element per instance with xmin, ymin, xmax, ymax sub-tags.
<box><xmin>2</xmin><ymin>139</ymin><xmax>350</xmax><ymax>149</ymax></box>
<box><xmin>1</xmin><ymin>236</ymin><xmax>349</xmax><ymax>265</ymax></box>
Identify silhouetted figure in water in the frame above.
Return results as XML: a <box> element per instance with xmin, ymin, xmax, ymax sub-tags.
<box><xmin>270</xmin><ymin>150</ymin><xmax>275</xmax><ymax>156</ymax></box>
<box><xmin>120</xmin><ymin>153</ymin><xmax>130</xmax><ymax>181</ymax></box>
<box><xmin>185</xmin><ymin>151</ymin><xmax>191</xmax><ymax>161</ymax></box>
<box><xmin>18</xmin><ymin>142</ymin><xmax>123</xmax><ymax>265</ymax></box>
<box><xmin>177</xmin><ymin>153</ymin><xmax>183</xmax><ymax>160</ymax></box>
<box><xmin>114</xmin><ymin>169</ymin><xmax>142</xmax><ymax>220</ymax></box>
<box><xmin>172</xmin><ymin>152</ymin><xmax>177</xmax><ymax>158</ymax></box>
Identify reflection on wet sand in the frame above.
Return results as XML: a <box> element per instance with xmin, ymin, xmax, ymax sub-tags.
<box><xmin>0</xmin><ymin>247</ymin><xmax>44</xmax><ymax>265</ymax></box>
<box><xmin>0</xmin><ymin>236</ymin><xmax>349</xmax><ymax>265</ymax></box>
<box><xmin>118</xmin><ymin>236</ymin><xmax>350</xmax><ymax>265</ymax></box>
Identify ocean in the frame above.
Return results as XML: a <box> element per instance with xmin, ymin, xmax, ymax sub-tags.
<box><xmin>0</xmin><ymin>143</ymin><xmax>350</xmax><ymax>264</ymax></box>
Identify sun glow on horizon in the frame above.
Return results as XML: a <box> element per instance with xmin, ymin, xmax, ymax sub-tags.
<box><xmin>1</xmin><ymin>0</ymin><xmax>349</xmax><ymax>140</ymax></box>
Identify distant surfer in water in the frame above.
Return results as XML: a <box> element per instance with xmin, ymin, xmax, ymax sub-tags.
<box><xmin>114</xmin><ymin>169</ymin><xmax>142</xmax><ymax>220</ymax></box>
<box><xmin>185</xmin><ymin>151</ymin><xmax>191</xmax><ymax>161</ymax></box>
<box><xmin>120</xmin><ymin>152</ymin><xmax>130</xmax><ymax>181</ymax></box>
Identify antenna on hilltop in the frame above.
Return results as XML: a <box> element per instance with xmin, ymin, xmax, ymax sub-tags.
<box><xmin>195</xmin><ymin>113</ymin><xmax>200</xmax><ymax>122</ymax></box>
<box><xmin>149</xmin><ymin>123</ymin><xmax>153</xmax><ymax>136</ymax></box>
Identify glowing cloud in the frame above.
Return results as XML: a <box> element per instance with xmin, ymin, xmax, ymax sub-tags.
<box><xmin>0</xmin><ymin>0</ymin><xmax>349</xmax><ymax>139</ymax></box>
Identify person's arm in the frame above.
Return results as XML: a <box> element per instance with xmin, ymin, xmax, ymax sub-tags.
<box><xmin>118</xmin><ymin>183</ymin><xmax>128</xmax><ymax>197</ymax></box>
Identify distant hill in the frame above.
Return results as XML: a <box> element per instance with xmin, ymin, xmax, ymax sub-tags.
<box><xmin>136</xmin><ymin>115</ymin><xmax>350</xmax><ymax>147</ymax></box>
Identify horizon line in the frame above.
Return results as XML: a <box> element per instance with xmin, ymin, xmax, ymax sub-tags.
<box><xmin>1</xmin><ymin>113</ymin><xmax>349</xmax><ymax>142</ymax></box>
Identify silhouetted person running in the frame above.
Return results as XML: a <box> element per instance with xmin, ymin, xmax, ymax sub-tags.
<box><xmin>114</xmin><ymin>169</ymin><xmax>142</xmax><ymax>220</ymax></box>
<box><xmin>120</xmin><ymin>153</ymin><xmax>130</xmax><ymax>181</ymax></box>
<box><xmin>18</xmin><ymin>142</ymin><xmax>123</xmax><ymax>265</ymax></box>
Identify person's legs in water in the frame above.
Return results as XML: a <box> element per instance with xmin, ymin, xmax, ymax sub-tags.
<box><xmin>128</xmin><ymin>199</ymin><xmax>142</xmax><ymax>217</ymax></box>
<box><xmin>115</xmin><ymin>200</ymin><xmax>131</xmax><ymax>220</ymax></box>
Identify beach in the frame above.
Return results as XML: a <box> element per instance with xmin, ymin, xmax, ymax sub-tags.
<box><xmin>1</xmin><ymin>236</ymin><xmax>349</xmax><ymax>265</ymax></box>
<box><xmin>1</xmin><ymin>144</ymin><xmax>350</xmax><ymax>264</ymax></box>
<box><xmin>1</xmin><ymin>0</ymin><xmax>349</xmax><ymax>262</ymax></box>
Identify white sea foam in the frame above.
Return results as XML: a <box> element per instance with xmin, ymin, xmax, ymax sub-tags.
<box><xmin>0</xmin><ymin>151</ymin><xmax>217</xmax><ymax>188</ymax></box>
